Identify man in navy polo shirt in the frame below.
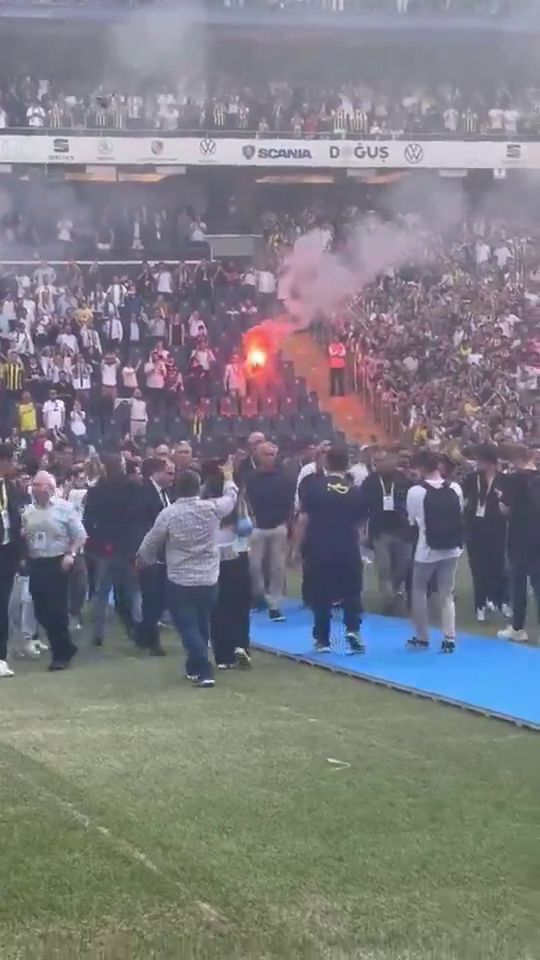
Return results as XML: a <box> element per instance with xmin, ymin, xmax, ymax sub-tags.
<box><xmin>294</xmin><ymin>443</ymin><xmax>367</xmax><ymax>654</ymax></box>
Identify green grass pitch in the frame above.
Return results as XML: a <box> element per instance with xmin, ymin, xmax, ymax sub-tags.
<box><xmin>1</xmin><ymin>564</ymin><xmax>539</xmax><ymax>960</ymax></box>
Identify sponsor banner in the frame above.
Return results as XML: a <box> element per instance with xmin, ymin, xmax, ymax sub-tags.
<box><xmin>0</xmin><ymin>134</ymin><xmax>538</xmax><ymax>169</ymax></box>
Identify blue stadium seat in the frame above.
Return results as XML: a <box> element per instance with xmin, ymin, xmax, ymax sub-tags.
<box><xmin>167</xmin><ymin>416</ymin><xmax>190</xmax><ymax>442</ymax></box>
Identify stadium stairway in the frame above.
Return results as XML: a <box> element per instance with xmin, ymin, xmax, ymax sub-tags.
<box><xmin>281</xmin><ymin>331</ymin><xmax>387</xmax><ymax>445</ymax></box>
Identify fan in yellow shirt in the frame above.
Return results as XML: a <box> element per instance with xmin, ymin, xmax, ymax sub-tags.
<box><xmin>17</xmin><ymin>391</ymin><xmax>37</xmax><ymax>434</ymax></box>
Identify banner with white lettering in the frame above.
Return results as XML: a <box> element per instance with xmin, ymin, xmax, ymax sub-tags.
<box><xmin>0</xmin><ymin>134</ymin><xmax>537</xmax><ymax>169</ymax></box>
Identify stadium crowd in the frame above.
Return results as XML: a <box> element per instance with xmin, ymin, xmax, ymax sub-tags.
<box><xmin>0</xmin><ymin>73</ymin><xmax>537</xmax><ymax>137</ymax></box>
<box><xmin>262</xmin><ymin>207</ymin><xmax>540</xmax><ymax>448</ymax></box>
<box><xmin>0</xmin><ymin>203</ymin><xmax>536</xmax><ymax>682</ymax></box>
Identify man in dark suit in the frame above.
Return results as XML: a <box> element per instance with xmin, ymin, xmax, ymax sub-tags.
<box><xmin>84</xmin><ymin>453</ymin><xmax>144</xmax><ymax>647</ymax></box>
<box><xmin>135</xmin><ymin>457</ymin><xmax>175</xmax><ymax>655</ymax></box>
<box><xmin>0</xmin><ymin>445</ymin><xmax>23</xmax><ymax>678</ymax></box>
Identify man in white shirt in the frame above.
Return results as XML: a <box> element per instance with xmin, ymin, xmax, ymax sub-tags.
<box><xmin>223</xmin><ymin>353</ymin><xmax>247</xmax><ymax>398</ymax></box>
<box><xmin>155</xmin><ymin>264</ymin><xmax>173</xmax><ymax>297</ymax></box>
<box><xmin>406</xmin><ymin>449</ymin><xmax>464</xmax><ymax>653</ymax></box>
<box><xmin>129</xmin><ymin>389</ymin><xmax>148</xmax><ymax>439</ymax></box>
<box><xmin>57</xmin><ymin>323</ymin><xmax>79</xmax><ymax>355</ymax></box>
<box><xmin>42</xmin><ymin>390</ymin><xmax>66</xmax><ymax>432</ymax></box>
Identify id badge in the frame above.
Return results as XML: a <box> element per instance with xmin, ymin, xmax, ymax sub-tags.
<box><xmin>383</xmin><ymin>495</ymin><xmax>394</xmax><ymax>512</ymax></box>
<box><xmin>32</xmin><ymin>531</ymin><xmax>47</xmax><ymax>551</ymax></box>
<box><xmin>476</xmin><ymin>503</ymin><xmax>486</xmax><ymax>519</ymax></box>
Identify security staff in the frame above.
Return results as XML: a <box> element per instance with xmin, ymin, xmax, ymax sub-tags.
<box><xmin>462</xmin><ymin>445</ymin><xmax>509</xmax><ymax>621</ymax></box>
<box><xmin>22</xmin><ymin>471</ymin><xmax>86</xmax><ymax>671</ymax></box>
<box><xmin>293</xmin><ymin>444</ymin><xmax>366</xmax><ymax>653</ymax></box>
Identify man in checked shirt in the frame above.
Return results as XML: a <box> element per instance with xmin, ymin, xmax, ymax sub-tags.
<box><xmin>137</xmin><ymin>459</ymin><xmax>237</xmax><ymax>688</ymax></box>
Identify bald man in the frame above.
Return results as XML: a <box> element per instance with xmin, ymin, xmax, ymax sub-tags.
<box><xmin>22</xmin><ymin>471</ymin><xmax>86</xmax><ymax>671</ymax></box>
<box><xmin>234</xmin><ymin>432</ymin><xmax>266</xmax><ymax>488</ymax></box>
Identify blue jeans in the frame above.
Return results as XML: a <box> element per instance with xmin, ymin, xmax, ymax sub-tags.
<box><xmin>92</xmin><ymin>556</ymin><xmax>141</xmax><ymax>641</ymax></box>
<box><xmin>167</xmin><ymin>581</ymin><xmax>218</xmax><ymax>680</ymax></box>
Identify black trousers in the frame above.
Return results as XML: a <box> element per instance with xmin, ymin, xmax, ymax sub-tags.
<box><xmin>329</xmin><ymin>368</ymin><xmax>345</xmax><ymax>397</ymax></box>
<box><xmin>466</xmin><ymin>524</ymin><xmax>508</xmax><ymax>611</ymax></box>
<box><xmin>29</xmin><ymin>556</ymin><xmax>75</xmax><ymax>663</ymax></box>
<box><xmin>510</xmin><ymin>553</ymin><xmax>540</xmax><ymax>631</ymax></box>
<box><xmin>211</xmin><ymin>553</ymin><xmax>251</xmax><ymax>665</ymax></box>
<box><xmin>305</xmin><ymin>557</ymin><xmax>363</xmax><ymax>644</ymax></box>
<box><xmin>137</xmin><ymin>564</ymin><xmax>167</xmax><ymax>650</ymax></box>
<box><xmin>0</xmin><ymin>543</ymin><xmax>17</xmax><ymax>660</ymax></box>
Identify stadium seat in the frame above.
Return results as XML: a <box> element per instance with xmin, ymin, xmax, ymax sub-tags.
<box><xmin>239</xmin><ymin>394</ymin><xmax>258</xmax><ymax>418</ymax></box>
<box><xmin>146</xmin><ymin>416</ymin><xmax>168</xmax><ymax>445</ymax></box>
<box><xmin>280</xmin><ymin>395</ymin><xmax>298</xmax><ymax>417</ymax></box>
<box><xmin>260</xmin><ymin>392</ymin><xmax>278</xmax><ymax>416</ymax></box>
<box><xmin>179</xmin><ymin>397</ymin><xmax>195</xmax><ymax>420</ymax></box>
<box><xmin>219</xmin><ymin>395</ymin><xmax>238</xmax><ymax>417</ymax></box>
<box><xmin>201</xmin><ymin>396</ymin><xmax>218</xmax><ymax>418</ymax></box>
<box><xmin>167</xmin><ymin>416</ymin><xmax>190</xmax><ymax>442</ymax></box>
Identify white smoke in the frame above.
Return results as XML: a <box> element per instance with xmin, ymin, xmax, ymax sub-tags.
<box><xmin>279</xmin><ymin>217</ymin><xmax>427</xmax><ymax>327</ymax></box>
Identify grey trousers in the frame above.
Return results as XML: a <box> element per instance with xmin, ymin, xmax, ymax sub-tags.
<box><xmin>373</xmin><ymin>532</ymin><xmax>412</xmax><ymax>602</ymax></box>
<box><xmin>249</xmin><ymin>524</ymin><xmax>288</xmax><ymax>610</ymax></box>
<box><xmin>68</xmin><ymin>554</ymin><xmax>88</xmax><ymax>619</ymax></box>
<box><xmin>411</xmin><ymin>557</ymin><xmax>459</xmax><ymax>644</ymax></box>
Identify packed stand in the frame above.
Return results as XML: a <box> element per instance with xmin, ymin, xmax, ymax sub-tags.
<box><xmin>1</xmin><ymin>73</ymin><xmax>538</xmax><ymax>137</ymax></box>
<box><xmin>0</xmin><ymin>256</ymin><xmax>336</xmax><ymax>458</ymax></box>
<box><xmin>321</xmin><ymin>220</ymin><xmax>540</xmax><ymax>449</ymax></box>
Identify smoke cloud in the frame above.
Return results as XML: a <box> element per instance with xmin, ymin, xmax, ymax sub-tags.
<box><xmin>278</xmin><ymin>217</ymin><xmax>426</xmax><ymax>328</ymax></box>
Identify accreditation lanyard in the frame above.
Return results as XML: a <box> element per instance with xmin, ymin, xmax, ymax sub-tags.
<box><xmin>476</xmin><ymin>473</ymin><xmax>494</xmax><ymax>519</ymax></box>
<box><xmin>380</xmin><ymin>477</ymin><xmax>395</xmax><ymax>512</ymax></box>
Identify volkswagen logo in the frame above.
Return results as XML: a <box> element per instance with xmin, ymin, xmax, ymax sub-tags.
<box><xmin>242</xmin><ymin>144</ymin><xmax>256</xmax><ymax>160</ymax></box>
<box><xmin>199</xmin><ymin>138</ymin><xmax>217</xmax><ymax>156</ymax></box>
<box><xmin>150</xmin><ymin>139</ymin><xmax>164</xmax><ymax>156</ymax></box>
<box><xmin>98</xmin><ymin>138</ymin><xmax>114</xmax><ymax>157</ymax></box>
<box><xmin>404</xmin><ymin>142</ymin><xmax>424</xmax><ymax>165</ymax></box>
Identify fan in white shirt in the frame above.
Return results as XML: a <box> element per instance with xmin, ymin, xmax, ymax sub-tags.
<box><xmin>10</xmin><ymin>324</ymin><xmax>34</xmax><ymax>356</ymax></box>
<box><xmin>188</xmin><ymin>312</ymin><xmax>207</xmax><ymax>338</ymax></box>
<box><xmin>56</xmin><ymin>326</ymin><xmax>79</xmax><ymax>355</ymax></box>
<box><xmin>106</xmin><ymin>278</ymin><xmax>127</xmax><ymax>308</ymax></box>
<box><xmin>57</xmin><ymin>218</ymin><xmax>73</xmax><ymax>243</ymax></box>
<box><xmin>70</xmin><ymin>403</ymin><xmax>87</xmax><ymax>439</ymax></box>
<box><xmin>42</xmin><ymin>393</ymin><xmax>66</xmax><ymax>431</ymax></box>
<box><xmin>155</xmin><ymin>267</ymin><xmax>173</xmax><ymax>295</ymax></box>
<box><xmin>103</xmin><ymin>317</ymin><xmax>123</xmax><ymax>343</ymax></box>
<box><xmin>101</xmin><ymin>356</ymin><xmax>120</xmax><ymax>388</ymax></box>
<box><xmin>223</xmin><ymin>355</ymin><xmax>247</xmax><ymax>397</ymax></box>
<box><xmin>26</xmin><ymin>103</ymin><xmax>46</xmax><ymax>127</ymax></box>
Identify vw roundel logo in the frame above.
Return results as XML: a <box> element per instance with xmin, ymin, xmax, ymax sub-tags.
<box><xmin>404</xmin><ymin>142</ymin><xmax>424</xmax><ymax>165</ymax></box>
<box><xmin>199</xmin><ymin>138</ymin><xmax>217</xmax><ymax>156</ymax></box>
<box><xmin>242</xmin><ymin>144</ymin><xmax>256</xmax><ymax>160</ymax></box>
<box><xmin>98</xmin><ymin>138</ymin><xmax>114</xmax><ymax>157</ymax></box>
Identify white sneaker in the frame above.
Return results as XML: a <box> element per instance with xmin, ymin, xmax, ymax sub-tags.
<box><xmin>497</xmin><ymin>627</ymin><xmax>528</xmax><ymax>643</ymax></box>
<box><xmin>476</xmin><ymin>608</ymin><xmax>486</xmax><ymax>623</ymax></box>
<box><xmin>485</xmin><ymin>600</ymin><xmax>496</xmax><ymax>612</ymax></box>
<box><xmin>0</xmin><ymin>659</ymin><xmax>14</xmax><ymax>678</ymax></box>
<box><xmin>501</xmin><ymin>603</ymin><xmax>512</xmax><ymax>619</ymax></box>
<box><xmin>18</xmin><ymin>640</ymin><xmax>41</xmax><ymax>658</ymax></box>
<box><xmin>34</xmin><ymin>638</ymin><xmax>49</xmax><ymax>652</ymax></box>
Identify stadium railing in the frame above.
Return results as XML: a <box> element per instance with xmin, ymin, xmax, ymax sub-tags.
<box><xmin>1</xmin><ymin>126</ymin><xmax>538</xmax><ymax>140</ymax></box>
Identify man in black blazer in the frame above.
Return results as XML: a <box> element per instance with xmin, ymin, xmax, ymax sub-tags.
<box><xmin>84</xmin><ymin>453</ymin><xmax>145</xmax><ymax>648</ymax></box>
<box><xmin>0</xmin><ymin>445</ymin><xmax>23</xmax><ymax>678</ymax></box>
<box><xmin>135</xmin><ymin>457</ymin><xmax>176</xmax><ymax>654</ymax></box>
